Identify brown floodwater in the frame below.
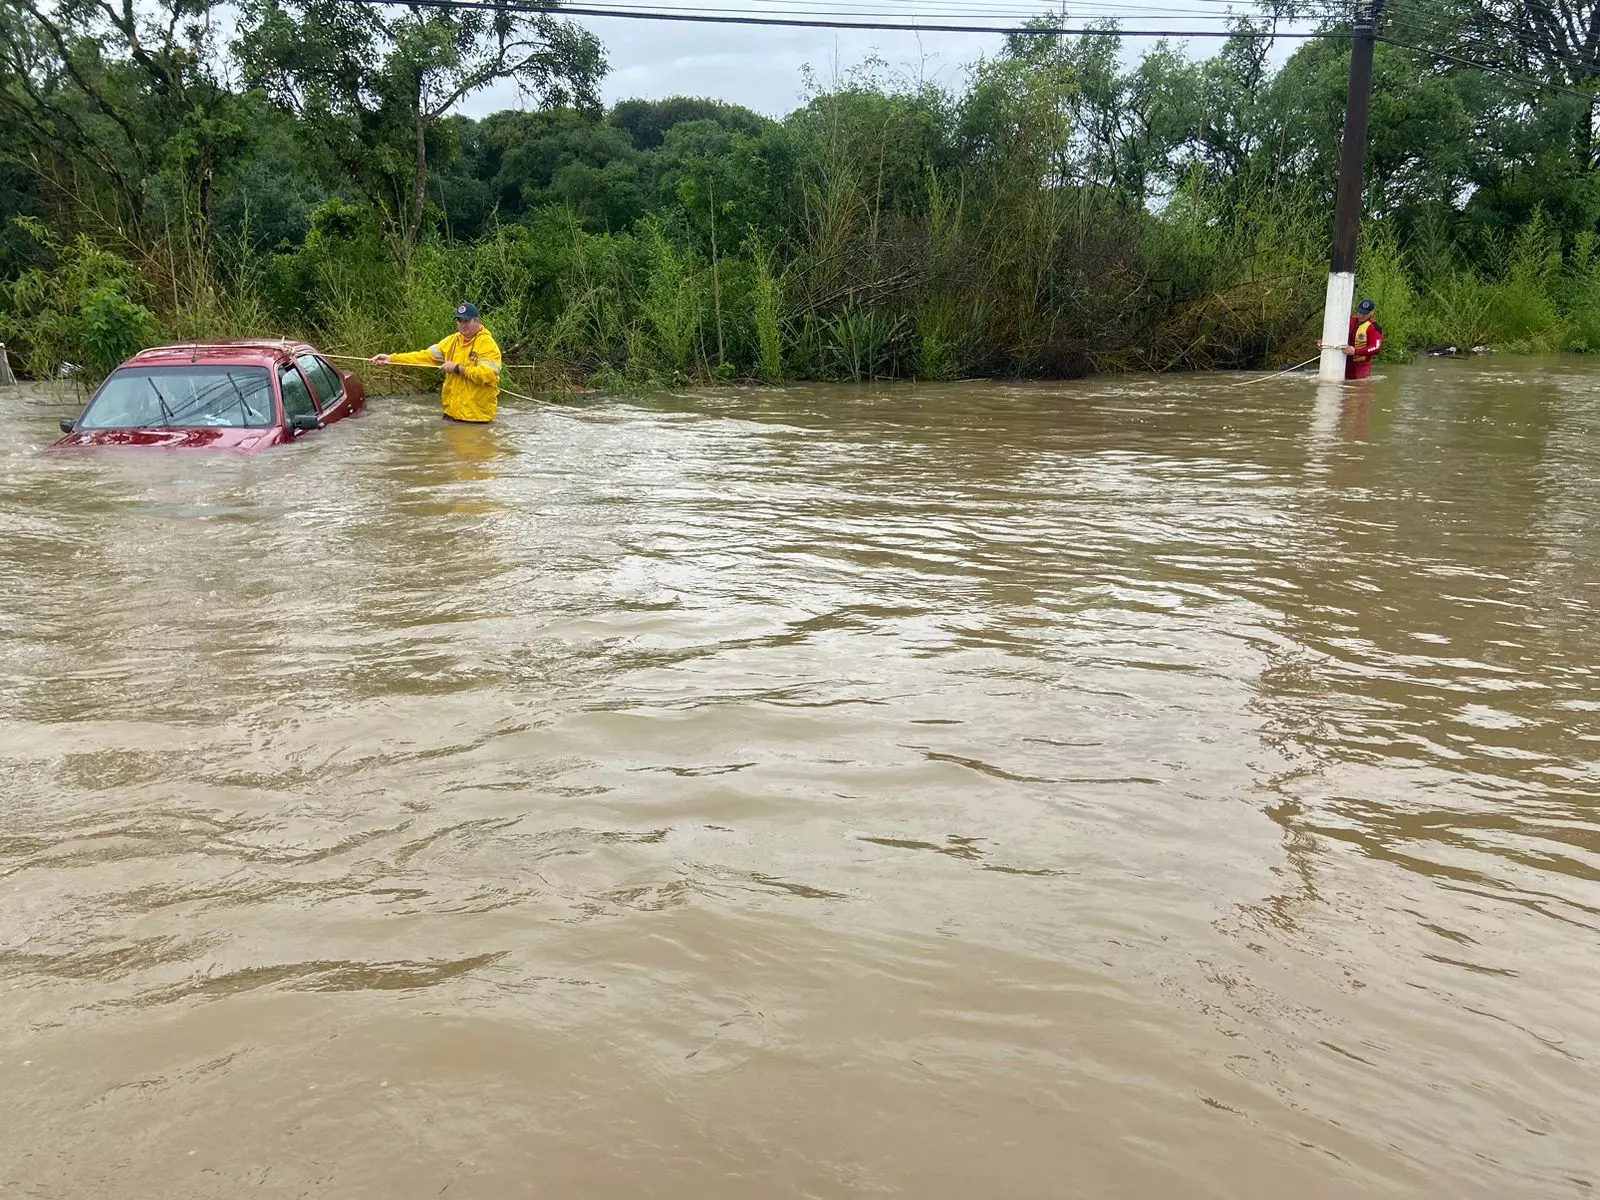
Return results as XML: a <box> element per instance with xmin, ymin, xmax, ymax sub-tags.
<box><xmin>1</xmin><ymin>360</ymin><xmax>1596</xmax><ymax>1198</ymax></box>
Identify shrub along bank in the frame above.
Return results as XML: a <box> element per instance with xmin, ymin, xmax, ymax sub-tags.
<box><xmin>6</xmin><ymin>11</ymin><xmax>1600</xmax><ymax>387</ymax></box>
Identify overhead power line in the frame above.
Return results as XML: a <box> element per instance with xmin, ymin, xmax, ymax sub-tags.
<box><xmin>607</xmin><ymin>4</ymin><xmax>1291</xmax><ymax>19</ymax></box>
<box><xmin>639</xmin><ymin>0</ymin><xmax>1327</xmax><ymax>14</ymax></box>
<box><xmin>1379</xmin><ymin>31</ymin><xmax>1598</xmax><ymax>102</ymax></box>
<box><xmin>1377</xmin><ymin>9</ymin><xmax>1543</xmax><ymax>69</ymax></box>
<box><xmin>336</xmin><ymin>0</ymin><xmax>1350</xmax><ymax>38</ymax></box>
<box><xmin>329</xmin><ymin>0</ymin><xmax>1593</xmax><ymax>102</ymax></box>
<box><xmin>536</xmin><ymin>1</ymin><xmax>1300</xmax><ymax>20</ymax></box>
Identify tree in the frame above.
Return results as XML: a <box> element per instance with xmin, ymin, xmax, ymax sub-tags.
<box><xmin>0</xmin><ymin>0</ymin><xmax>248</xmax><ymax>250</ymax></box>
<box><xmin>1451</xmin><ymin>0</ymin><xmax>1600</xmax><ymax>91</ymax></box>
<box><xmin>234</xmin><ymin>0</ymin><xmax>606</xmax><ymax>265</ymax></box>
<box><xmin>1389</xmin><ymin>0</ymin><xmax>1600</xmax><ymax>179</ymax></box>
<box><xmin>610</xmin><ymin>96</ymin><xmax>766</xmax><ymax>150</ymax></box>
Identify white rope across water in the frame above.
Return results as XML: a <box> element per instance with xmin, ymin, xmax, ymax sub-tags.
<box><xmin>1226</xmin><ymin>355</ymin><xmax>1321</xmax><ymax>388</ymax></box>
<box><xmin>322</xmin><ymin>351</ymin><xmax>548</xmax><ymax>370</ymax></box>
<box><xmin>499</xmin><ymin>385</ymin><xmax>568</xmax><ymax>407</ymax></box>
<box><xmin>322</xmin><ymin>353</ymin><xmax>581</xmax><ymax>409</ymax></box>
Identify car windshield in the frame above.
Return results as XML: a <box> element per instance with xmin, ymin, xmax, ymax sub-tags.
<box><xmin>80</xmin><ymin>365</ymin><xmax>275</xmax><ymax>429</ymax></box>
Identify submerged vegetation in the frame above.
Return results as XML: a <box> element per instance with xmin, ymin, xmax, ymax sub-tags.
<box><xmin>5</xmin><ymin>0</ymin><xmax>1600</xmax><ymax>386</ymax></box>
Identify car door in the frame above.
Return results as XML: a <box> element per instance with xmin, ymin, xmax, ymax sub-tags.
<box><xmin>278</xmin><ymin>361</ymin><xmax>320</xmax><ymax>435</ymax></box>
<box><xmin>297</xmin><ymin>353</ymin><xmax>349</xmax><ymax>422</ymax></box>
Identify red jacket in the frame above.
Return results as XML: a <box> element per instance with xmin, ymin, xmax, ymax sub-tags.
<box><xmin>1346</xmin><ymin>315</ymin><xmax>1383</xmax><ymax>379</ymax></box>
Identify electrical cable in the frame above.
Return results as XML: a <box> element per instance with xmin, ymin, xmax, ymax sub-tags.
<box><xmin>308</xmin><ymin>0</ymin><xmax>1598</xmax><ymax>103</ymax></box>
<box><xmin>338</xmin><ymin>0</ymin><xmax>1352</xmax><ymax>38</ymax></box>
<box><xmin>1378</xmin><ymin>29</ymin><xmax>1598</xmax><ymax>101</ymax></box>
<box><xmin>646</xmin><ymin>0</ymin><xmax>1305</xmax><ymax>15</ymax></box>
<box><xmin>1380</xmin><ymin>0</ymin><xmax>1570</xmax><ymax>74</ymax></box>
<box><xmin>1378</xmin><ymin>7</ymin><xmax>1522</xmax><ymax>62</ymax></box>
<box><xmin>541</xmin><ymin>2</ymin><xmax>1291</xmax><ymax>21</ymax></box>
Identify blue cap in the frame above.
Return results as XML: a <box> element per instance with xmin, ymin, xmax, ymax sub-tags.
<box><xmin>455</xmin><ymin>302</ymin><xmax>479</xmax><ymax>321</ymax></box>
<box><xmin>1356</xmin><ymin>299</ymin><xmax>1376</xmax><ymax>314</ymax></box>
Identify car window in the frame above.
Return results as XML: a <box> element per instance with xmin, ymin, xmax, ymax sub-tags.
<box><xmin>315</xmin><ymin>358</ymin><xmax>344</xmax><ymax>406</ymax></box>
<box><xmin>297</xmin><ymin>354</ymin><xmax>343</xmax><ymax>410</ymax></box>
<box><xmin>80</xmin><ymin>366</ymin><xmax>274</xmax><ymax>429</ymax></box>
<box><xmin>280</xmin><ymin>366</ymin><xmax>317</xmax><ymax>422</ymax></box>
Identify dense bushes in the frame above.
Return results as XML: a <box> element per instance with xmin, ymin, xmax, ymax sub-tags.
<box><xmin>0</xmin><ymin>221</ymin><xmax>158</xmax><ymax>380</ymax></box>
<box><xmin>8</xmin><ymin>14</ymin><xmax>1600</xmax><ymax>386</ymax></box>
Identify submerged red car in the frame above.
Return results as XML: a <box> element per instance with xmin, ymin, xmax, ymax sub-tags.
<box><xmin>52</xmin><ymin>340</ymin><xmax>367</xmax><ymax>452</ymax></box>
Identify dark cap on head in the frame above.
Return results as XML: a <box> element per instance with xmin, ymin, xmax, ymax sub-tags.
<box><xmin>455</xmin><ymin>301</ymin><xmax>480</xmax><ymax>321</ymax></box>
<box><xmin>1356</xmin><ymin>299</ymin><xmax>1376</xmax><ymax>314</ymax></box>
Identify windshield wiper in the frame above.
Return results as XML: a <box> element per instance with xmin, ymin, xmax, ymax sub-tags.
<box><xmin>145</xmin><ymin>378</ymin><xmax>176</xmax><ymax>428</ymax></box>
<box><xmin>225</xmin><ymin>373</ymin><xmax>254</xmax><ymax>425</ymax></box>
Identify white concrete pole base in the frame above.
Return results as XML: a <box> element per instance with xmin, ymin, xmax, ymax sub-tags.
<box><xmin>1318</xmin><ymin>272</ymin><xmax>1355</xmax><ymax>382</ymax></box>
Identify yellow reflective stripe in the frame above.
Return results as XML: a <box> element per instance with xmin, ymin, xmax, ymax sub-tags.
<box><xmin>484</xmin><ymin>360</ymin><xmax>502</xmax><ymax>373</ymax></box>
<box><xmin>429</xmin><ymin>345</ymin><xmax>445</xmax><ymax>362</ymax></box>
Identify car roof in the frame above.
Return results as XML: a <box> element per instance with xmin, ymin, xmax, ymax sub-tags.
<box><xmin>123</xmin><ymin>341</ymin><xmax>323</xmax><ymax>369</ymax></box>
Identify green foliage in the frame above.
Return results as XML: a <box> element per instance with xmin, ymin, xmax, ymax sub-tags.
<box><xmin>1483</xmin><ymin>216</ymin><xmax>1561</xmax><ymax>350</ymax></box>
<box><xmin>1557</xmin><ymin>234</ymin><xmax>1600</xmax><ymax>353</ymax></box>
<box><xmin>746</xmin><ymin>238</ymin><xmax>785</xmax><ymax>383</ymax></box>
<box><xmin>824</xmin><ymin>307</ymin><xmax>911</xmax><ymax>382</ymax></box>
<box><xmin>912</xmin><ymin>282</ymin><xmax>986</xmax><ymax>381</ymax></box>
<box><xmin>12</xmin><ymin>2</ymin><xmax>1600</xmax><ymax>387</ymax></box>
<box><xmin>233</xmin><ymin>0</ymin><xmax>606</xmax><ymax>261</ymax></box>
<box><xmin>611</xmin><ymin>97</ymin><xmax>767</xmax><ymax>151</ymax></box>
<box><xmin>638</xmin><ymin>221</ymin><xmax>704</xmax><ymax>376</ymax></box>
<box><xmin>0</xmin><ymin>219</ymin><xmax>156</xmax><ymax>379</ymax></box>
<box><xmin>1349</xmin><ymin>209</ymin><xmax>1600</xmax><ymax>357</ymax></box>
<box><xmin>1356</xmin><ymin>224</ymin><xmax>1418</xmax><ymax>358</ymax></box>
<box><xmin>81</xmin><ymin>286</ymin><xmax>158</xmax><ymax>376</ymax></box>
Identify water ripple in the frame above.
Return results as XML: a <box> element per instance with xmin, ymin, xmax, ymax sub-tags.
<box><xmin>2</xmin><ymin>366</ymin><xmax>1598</xmax><ymax>1197</ymax></box>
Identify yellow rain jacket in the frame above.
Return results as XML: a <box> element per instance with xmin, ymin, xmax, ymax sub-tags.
<box><xmin>391</xmin><ymin>328</ymin><xmax>503</xmax><ymax>422</ymax></box>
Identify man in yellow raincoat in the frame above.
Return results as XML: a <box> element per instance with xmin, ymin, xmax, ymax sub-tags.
<box><xmin>372</xmin><ymin>301</ymin><xmax>503</xmax><ymax>423</ymax></box>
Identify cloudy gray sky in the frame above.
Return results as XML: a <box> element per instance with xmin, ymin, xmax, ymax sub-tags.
<box><xmin>461</xmin><ymin>3</ymin><xmax>1302</xmax><ymax>120</ymax></box>
<box><xmin>464</xmin><ymin>21</ymin><xmax>1008</xmax><ymax>119</ymax></box>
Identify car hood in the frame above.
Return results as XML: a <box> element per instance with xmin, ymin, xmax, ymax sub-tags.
<box><xmin>50</xmin><ymin>427</ymin><xmax>280</xmax><ymax>453</ymax></box>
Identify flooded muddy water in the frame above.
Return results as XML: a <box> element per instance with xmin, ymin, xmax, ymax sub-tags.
<box><xmin>2</xmin><ymin>360</ymin><xmax>1597</xmax><ymax>1197</ymax></box>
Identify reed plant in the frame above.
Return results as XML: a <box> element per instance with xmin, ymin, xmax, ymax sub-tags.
<box><xmin>13</xmin><ymin>49</ymin><xmax>1600</xmax><ymax>388</ymax></box>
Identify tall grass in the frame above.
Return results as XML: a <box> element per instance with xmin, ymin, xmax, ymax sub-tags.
<box><xmin>747</xmin><ymin>237</ymin><xmax>784</xmax><ymax>384</ymax></box>
<box><xmin>1361</xmin><ymin>211</ymin><xmax>1589</xmax><ymax>359</ymax></box>
<box><xmin>638</xmin><ymin>221</ymin><xmax>704</xmax><ymax>378</ymax></box>
<box><xmin>1558</xmin><ymin>233</ymin><xmax>1600</xmax><ymax>353</ymax></box>
<box><xmin>1356</xmin><ymin>224</ymin><xmax>1417</xmax><ymax>357</ymax></box>
<box><xmin>9</xmin><ymin>83</ymin><xmax>1600</xmax><ymax>388</ymax></box>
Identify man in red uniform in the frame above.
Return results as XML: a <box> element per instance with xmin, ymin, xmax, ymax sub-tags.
<box><xmin>1319</xmin><ymin>299</ymin><xmax>1383</xmax><ymax>380</ymax></box>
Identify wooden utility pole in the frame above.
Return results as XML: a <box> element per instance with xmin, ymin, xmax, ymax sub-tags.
<box><xmin>1318</xmin><ymin>0</ymin><xmax>1382</xmax><ymax>382</ymax></box>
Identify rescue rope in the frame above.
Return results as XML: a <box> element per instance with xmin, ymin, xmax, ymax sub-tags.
<box><xmin>321</xmin><ymin>351</ymin><xmax>547</xmax><ymax>370</ymax></box>
<box><xmin>1227</xmin><ymin>355</ymin><xmax>1320</xmax><ymax>387</ymax></box>
<box><xmin>322</xmin><ymin>352</ymin><xmax>583</xmax><ymax>408</ymax></box>
<box><xmin>497</xmin><ymin>385</ymin><xmax>569</xmax><ymax>408</ymax></box>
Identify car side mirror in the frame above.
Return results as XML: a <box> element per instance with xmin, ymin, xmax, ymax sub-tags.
<box><xmin>289</xmin><ymin>414</ymin><xmax>323</xmax><ymax>433</ymax></box>
<box><xmin>59</xmin><ymin>418</ymin><xmax>75</xmax><ymax>433</ymax></box>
